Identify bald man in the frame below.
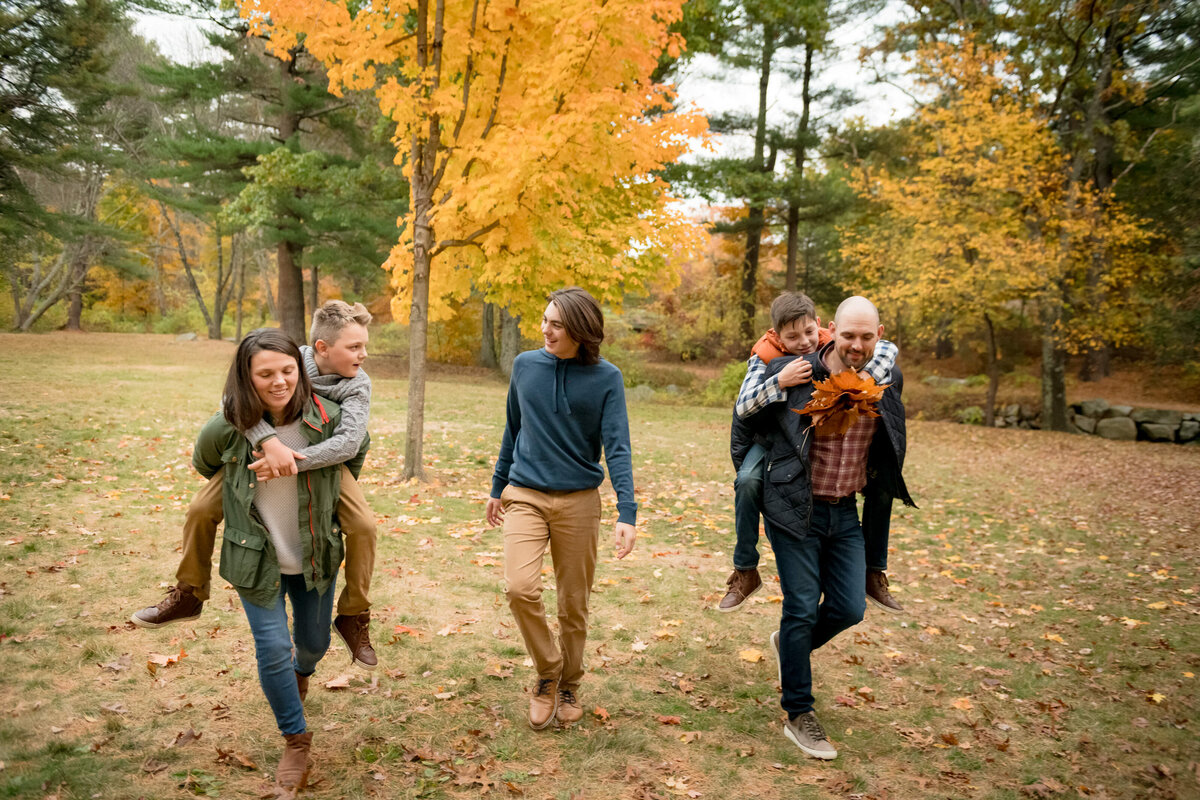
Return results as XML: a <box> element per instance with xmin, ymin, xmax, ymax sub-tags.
<box><xmin>745</xmin><ymin>296</ymin><xmax>916</xmax><ymax>759</ymax></box>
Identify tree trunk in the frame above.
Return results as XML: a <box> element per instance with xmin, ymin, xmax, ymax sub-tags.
<box><xmin>157</xmin><ymin>200</ymin><xmax>215</xmax><ymax>336</ymax></box>
<box><xmin>235</xmin><ymin>238</ymin><xmax>245</xmax><ymax>342</ymax></box>
<box><xmin>277</xmin><ymin>240</ymin><xmax>306</xmax><ymax>345</ymax></box>
<box><xmin>741</xmin><ymin>25</ymin><xmax>776</xmax><ymax>344</ymax></box>
<box><xmin>1041</xmin><ymin>306</ymin><xmax>1069</xmax><ymax>432</ymax></box>
<box><xmin>66</xmin><ymin>265</ymin><xmax>84</xmax><ymax>331</ymax></box>
<box><xmin>309</xmin><ymin>263</ymin><xmax>319</xmax><ymax>326</ymax></box>
<box><xmin>982</xmin><ymin>313</ymin><xmax>999</xmax><ymax>427</ymax></box>
<box><xmin>209</xmin><ymin>229</ymin><xmax>225</xmax><ymax>340</ymax></box>
<box><xmin>500</xmin><ymin>307</ymin><xmax>521</xmax><ymax>377</ymax></box>
<box><xmin>275</xmin><ymin>54</ymin><xmax>306</xmax><ymax>345</ymax></box>
<box><xmin>257</xmin><ymin>250</ymin><xmax>278</xmax><ymax>321</ymax></box>
<box><xmin>479</xmin><ymin>300</ymin><xmax>498</xmax><ymax>368</ymax></box>
<box><xmin>785</xmin><ymin>42</ymin><xmax>815</xmax><ymax>294</ymax></box>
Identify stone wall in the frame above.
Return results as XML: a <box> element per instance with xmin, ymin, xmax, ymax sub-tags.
<box><xmin>961</xmin><ymin>400</ymin><xmax>1199</xmax><ymax>444</ymax></box>
<box><xmin>1069</xmin><ymin>400</ymin><xmax>1199</xmax><ymax>443</ymax></box>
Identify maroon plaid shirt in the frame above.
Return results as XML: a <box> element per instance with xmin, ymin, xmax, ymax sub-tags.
<box><xmin>809</xmin><ymin>411</ymin><xmax>877</xmax><ymax>501</ymax></box>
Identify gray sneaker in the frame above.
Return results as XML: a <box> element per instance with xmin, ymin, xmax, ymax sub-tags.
<box><xmin>783</xmin><ymin>711</ymin><xmax>838</xmax><ymax>760</ymax></box>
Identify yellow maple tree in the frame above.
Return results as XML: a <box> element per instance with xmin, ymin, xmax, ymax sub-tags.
<box><xmin>842</xmin><ymin>38</ymin><xmax>1153</xmax><ymax>426</ymax></box>
<box><xmin>237</xmin><ymin>0</ymin><xmax>707</xmax><ymax>477</ymax></box>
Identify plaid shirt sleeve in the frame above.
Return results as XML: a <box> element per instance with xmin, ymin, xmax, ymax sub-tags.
<box><xmin>735</xmin><ymin>355</ymin><xmax>786</xmax><ymax>419</ymax></box>
<box><xmin>863</xmin><ymin>339</ymin><xmax>898</xmax><ymax>384</ymax></box>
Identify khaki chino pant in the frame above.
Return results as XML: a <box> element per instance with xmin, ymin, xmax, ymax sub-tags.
<box><xmin>501</xmin><ymin>485</ymin><xmax>601</xmax><ymax>691</ymax></box>
<box><xmin>176</xmin><ymin>465</ymin><xmax>376</xmax><ymax>616</ymax></box>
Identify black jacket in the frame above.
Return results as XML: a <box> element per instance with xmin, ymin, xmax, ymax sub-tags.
<box><xmin>734</xmin><ymin>350</ymin><xmax>915</xmax><ymax>535</ymax></box>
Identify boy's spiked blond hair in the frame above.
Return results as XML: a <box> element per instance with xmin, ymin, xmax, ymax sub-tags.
<box><xmin>310</xmin><ymin>300</ymin><xmax>372</xmax><ymax>346</ymax></box>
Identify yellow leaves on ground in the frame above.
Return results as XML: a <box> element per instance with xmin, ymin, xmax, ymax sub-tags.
<box><xmin>146</xmin><ymin>647</ymin><xmax>186</xmax><ymax>676</ymax></box>
<box><xmin>950</xmin><ymin>697</ymin><xmax>974</xmax><ymax>711</ymax></box>
<box><xmin>738</xmin><ymin>649</ymin><xmax>763</xmax><ymax>663</ymax></box>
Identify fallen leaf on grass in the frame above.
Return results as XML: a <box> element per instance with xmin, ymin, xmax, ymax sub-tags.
<box><xmin>392</xmin><ymin>625</ymin><xmax>419</xmax><ymax>637</ymax></box>
<box><xmin>631</xmin><ymin>640</ymin><xmax>649</xmax><ymax>653</ymax></box>
<box><xmin>147</xmin><ymin>647</ymin><xmax>187</xmax><ymax>675</ymax></box>
<box><xmin>484</xmin><ymin>663</ymin><xmax>513</xmax><ymax>679</ymax></box>
<box><xmin>434</xmin><ymin>691</ymin><xmax>457</xmax><ymax>700</ymax></box>
<box><xmin>215</xmin><ymin>747</ymin><xmax>257</xmax><ymax>769</ymax></box>
<box><xmin>99</xmin><ymin>654</ymin><xmax>131</xmax><ymax>672</ymax></box>
<box><xmin>100</xmin><ymin>702</ymin><xmax>128</xmax><ymax>714</ymax></box>
<box><xmin>141</xmin><ymin>758</ymin><xmax>168</xmax><ymax>774</ymax></box>
<box><xmin>950</xmin><ymin>697</ymin><xmax>974</xmax><ymax>711</ymax></box>
<box><xmin>593</xmin><ymin>707</ymin><xmax>610</xmax><ymax>722</ymax></box>
<box><xmin>679</xmin><ymin>731</ymin><xmax>701</xmax><ymax>743</ymax></box>
<box><xmin>167</xmin><ymin>728</ymin><xmax>202</xmax><ymax>748</ymax></box>
<box><xmin>834</xmin><ymin>695</ymin><xmax>858</xmax><ymax>708</ymax></box>
<box><xmin>1147</xmin><ymin>692</ymin><xmax>1166</xmax><ymax>704</ymax></box>
<box><xmin>324</xmin><ymin>674</ymin><xmax>354</xmax><ymax>690</ymax></box>
<box><xmin>656</xmin><ymin>715</ymin><xmax>682</xmax><ymax>725</ymax></box>
<box><xmin>738</xmin><ymin>649</ymin><xmax>763</xmax><ymax>663</ymax></box>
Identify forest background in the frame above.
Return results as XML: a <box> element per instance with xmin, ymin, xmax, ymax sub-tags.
<box><xmin>3</xmin><ymin>0</ymin><xmax>1199</xmax><ymax>465</ymax></box>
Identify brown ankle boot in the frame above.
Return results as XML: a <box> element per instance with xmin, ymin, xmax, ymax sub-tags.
<box><xmin>528</xmin><ymin>678</ymin><xmax>559</xmax><ymax>730</ymax></box>
<box><xmin>296</xmin><ymin>672</ymin><xmax>309</xmax><ymax>703</ymax></box>
<box><xmin>275</xmin><ymin>731</ymin><xmax>312</xmax><ymax>792</ymax></box>
<box><xmin>130</xmin><ymin>582</ymin><xmax>203</xmax><ymax>628</ymax></box>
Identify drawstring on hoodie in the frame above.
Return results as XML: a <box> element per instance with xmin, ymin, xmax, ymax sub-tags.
<box><xmin>554</xmin><ymin>357</ymin><xmax>573</xmax><ymax>415</ymax></box>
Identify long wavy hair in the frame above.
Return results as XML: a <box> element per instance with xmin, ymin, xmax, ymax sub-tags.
<box><xmin>548</xmin><ymin>287</ymin><xmax>604</xmax><ymax>365</ymax></box>
<box><xmin>222</xmin><ymin>329</ymin><xmax>311</xmax><ymax>430</ymax></box>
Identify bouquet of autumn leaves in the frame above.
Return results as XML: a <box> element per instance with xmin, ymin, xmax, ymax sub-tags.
<box><xmin>793</xmin><ymin>371</ymin><xmax>888</xmax><ymax>435</ymax></box>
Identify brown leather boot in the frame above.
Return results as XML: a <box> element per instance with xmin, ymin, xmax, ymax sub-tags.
<box><xmin>130</xmin><ymin>582</ymin><xmax>203</xmax><ymax>628</ymax></box>
<box><xmin>866</xmin><ymin>569</ymin><xmax>903</xmax><ymax>613</ymax></box>
<box><xmin>717</xmin><ymin>568</ymin><xmax>762</xmax><ymax>612</ymax></box>
<box><xmin>528</xmin><ymin>678</ymin><xmax>559</xmax><ymax>730</ymax></box>
<box><xmin>275</xmin><ymin>731</ymin><xmax>312</xmax><ymax>793</ymax></box>
<box><xmin>556</xmin><ymin>687</ymin><xmax>583</xmax><ymax>726</ymax></box>
<box><xmin>296</xmin><ymin>672</ymin><xmax>309</xmax><ymax>703</ymax></box>
<box><xmin>333</xmin><ymin>611</ymin><xmax>378</xmax><ymax>669</ymax></box>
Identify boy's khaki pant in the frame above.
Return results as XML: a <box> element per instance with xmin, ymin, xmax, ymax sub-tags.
<box><xmin>501</xmin><ymin>485</ymin><xmax>601</xmax><ymax>691</ymax></box>
<box><xmin>176</xmin><ymin>465</ymin><xmax>376</xmax><ymax>616</ymax></box>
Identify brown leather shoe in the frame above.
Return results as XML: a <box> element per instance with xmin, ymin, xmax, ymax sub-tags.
<box><xmin>333</xmin><ymin>611</ymin><xmax>378</xmax><ymax>669</ymax></box>
<box><xmin>717</xmin><ymin>568</ymin><xmax>762</xmax><ymax>612</ymax></box>
<box><xmin>275</xmin><ymin>731</ymin><xmax>312</xmax><ymax>793</ymax></box>
<box><xmin>130</xmin><ymin>583</ymin><xmax>203</xmax><ymax>628</ymax></box>
<box><xmin>556</xmin><ymin>687</ymin><xmax>583</xmax><ymax>726</ymax></box>
<box><xmin>296</xmin><ymin>672</ymin><xmax>309</xmax><ymax>703</ymax></box>
<box><xmin>528</xmin><ymin>678</ymin><xmax>559</xmax><ymax>730</ymax></box>
<box><xmin>866</xmin><ymin>569</ymin><xmax>903</xmax><ymax>613</ymax></box>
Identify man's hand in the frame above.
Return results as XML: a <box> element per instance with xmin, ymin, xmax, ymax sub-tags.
<box><xmin>777</xmin><ymin>358</ymin><xmax>813</xmax><ymax>388</ymax></box>
<box><xmin>486</xmin><ymin>497</ymin><xmax>504</xmax><ymax>528</ymax></box>
<box><xmin>248</xmin><ymin>437</ymin><xmax>305</xmax><ymax>481</ymax></box>
<box><xmin>613</xmin><ymin>522</ymin><xmax>636</xmax><ymax>559</ymax></box>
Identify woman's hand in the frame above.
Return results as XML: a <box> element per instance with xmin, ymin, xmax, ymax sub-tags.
<box><xmin>613</xmin><ymin>522</ymin><xmax>636</xmax><ymax>559</ymax></box>
<box><xmin>249</xmin><ymin>437</ymin><xmax>305</xmax><ymax>481</ymax></box>
<box><xmin>485</xmin><ymin>497</ymin><xmax>504</xmax><ymax>528</ymax></box>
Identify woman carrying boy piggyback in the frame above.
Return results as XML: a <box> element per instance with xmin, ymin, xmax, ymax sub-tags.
<box><xmin>190</xmin><ymin>329</ymin><xmax>368</xmax><ymax>794</ymax></box>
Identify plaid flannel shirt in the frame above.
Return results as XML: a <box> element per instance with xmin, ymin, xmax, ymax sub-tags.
<box><xmin>734</xmin><ymin>338</ymin><xmax>898</xmax><ymax>420</ymax></box>
<box><xmin>809</xmin><ymin>414</ymin><xmax>878</xmax><ymax>500</ymax></box>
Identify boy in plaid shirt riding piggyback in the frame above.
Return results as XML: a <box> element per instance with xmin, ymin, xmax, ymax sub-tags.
<box><xmin>717</xmin><ymin>292</ymin><xmax>904</xmax><ymax>615</ymax></box>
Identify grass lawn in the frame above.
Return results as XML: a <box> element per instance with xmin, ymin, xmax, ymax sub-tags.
<box><xmin>0</xmin><ymin>332</ymin><xmax>1196</xmax><ymax>800</ymax></box>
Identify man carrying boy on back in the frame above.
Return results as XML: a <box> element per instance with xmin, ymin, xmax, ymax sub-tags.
<box><xmin>131</xmin><ymin>301</ymin><xmax>381</xmax><ymax>670</ymax></box>
<box><xmin>754</xmin><ymin>296</ymin><xmax>915</xmax><ymax>759</ymax></box>
<box><xmin>719</xmin><ymin>292</ymin><xmax>902</xmax><ymax>614</ymax></box>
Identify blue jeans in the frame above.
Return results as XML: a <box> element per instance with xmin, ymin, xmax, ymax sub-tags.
<box><xmin>240</xmin><ymin>573</ymin><xmax>336</xmax><ymax>735</ymax></box>
<box><xmin>862</xmin><ymin>489</ymin><xmax>892</xmax><ymax>572</ymax></box>
<box><xmin>765</xmin><ymin>498</ymin><xmax>866</xmax><ymax>716</ymax></box>
<box><xmin>732</xmin><ymin>443</ymin><xmax>767</xmax><ymax>570</ymax></box>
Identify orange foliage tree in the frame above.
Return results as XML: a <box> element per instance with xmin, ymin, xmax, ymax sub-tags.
<box><xmin>237</xmin><ymin>0</ymin><xmax>707</xmax><ymax>478</ymax></box>
<box><xmin>842</xmin><ymin>39</ymin><xmax>1154</xmax><ymax>427</ymax></box>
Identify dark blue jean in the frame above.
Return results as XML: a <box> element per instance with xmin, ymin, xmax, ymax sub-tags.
<box><xmin>862</xmin><ymin>489</ymin><xmax>892</xmax><ymax>572</ymax></box>
<box><xmin>765</xmin><ymin>499</ymin><xmax>866</xmax><ymax>716</ymax></box>
<box><xmin>732</xmin><ymin>443</ymin><xmax>767</xmax><ymax>570</ymax></box>
<box><xmin>240</xmin><ymin>573</ymin><xmax>336</xmax><ymax>735</ymax></box>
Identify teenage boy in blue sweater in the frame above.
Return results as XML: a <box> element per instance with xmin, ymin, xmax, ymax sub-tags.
<box><xmin>485</xmin><ymin>287</ymin><xmax>637</xmax><ymax>731</ymax></box>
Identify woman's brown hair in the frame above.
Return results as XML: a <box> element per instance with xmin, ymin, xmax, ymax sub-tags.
<box><xmin>223</xmin><ymin>329</ymin><xmax>312</xmax><ymax>431</ymax></box>
<box><xmin>549</xmin><ymin>287</ymin><xmax>605</xmax><ymax>365</ymax></box>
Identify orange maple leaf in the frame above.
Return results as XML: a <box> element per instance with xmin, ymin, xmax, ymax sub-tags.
<box><xmin>794</xmin><ymin>371</ymin><xmax>888</xmax><ymax>435</ymax></box>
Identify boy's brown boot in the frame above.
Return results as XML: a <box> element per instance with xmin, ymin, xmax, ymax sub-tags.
<box><xmin>717</xmin><ymin>568</ymin><xmax>762</xmax><ymax>612</ymax></box>
<box><xmin>866</xmin><ymin>570</ymin><xmax>903</xmax><ymax>613</ymax></box>
<box><xmin>296</xmin><ymin>672</ymin><xmax>309</xmax><ymax>703</ymax></box>
<box><xmin>333</xmin><ymin>611</ymin><xmax>378</xmax><ymax>669</ymax></box>
<box><xmin>275</xmin><ymin>731</ymin><xmax>312</xmax><ymax>794</ymax></box>
<box><xmin>130</xmin><ymin>583</ymin><xmax>203</xmax><ymax>628</ymax></box>
<box><xmin>528</xmin><ymin>678</ymin><xmax>559</xmax><ymax>730</ymax></box>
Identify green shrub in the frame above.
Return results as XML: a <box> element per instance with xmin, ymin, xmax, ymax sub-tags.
<box><xmin>701</xmin><ymin>360</ymin><xmax>748</xmax><ymax>407</ymax></box>
<box><xmin>956</xmin><ymin>405</ymin><xmax>984</xmax><ymax>425</ymax></box>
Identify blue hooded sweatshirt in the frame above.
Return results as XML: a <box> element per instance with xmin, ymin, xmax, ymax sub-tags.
<box><xmin>490</xmin><ymin>348</ymin><xmax>637</xmax><ymax>525</ymax></box>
